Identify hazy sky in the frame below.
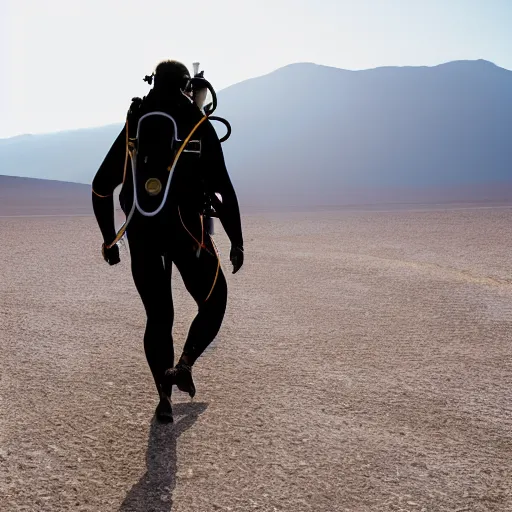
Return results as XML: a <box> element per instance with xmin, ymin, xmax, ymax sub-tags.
<box><xmin>1</xmin><ymin>0</ymin><xmax>511</xmax><ymax>138</ymax></box>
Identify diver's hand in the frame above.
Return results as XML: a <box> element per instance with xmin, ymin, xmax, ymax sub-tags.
<box><xmin>230</xmin><ymin>245</ymin><xmax>244</xmax><ymax>274</ymax></box>
<box><xmin>101</xmin><ymin>243</ymin><xmax>120</xmax><ymax>266</ymax></box>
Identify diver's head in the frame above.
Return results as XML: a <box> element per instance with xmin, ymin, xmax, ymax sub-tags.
<box><xmin>152</xmin><ymin>60</ymin><xmax>190</xmax><ymax>93</ymax></box>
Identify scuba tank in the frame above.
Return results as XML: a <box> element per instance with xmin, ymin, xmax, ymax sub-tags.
<box><xmin>189</xmin><ymin>64</ymin><xmax>232</xmax><ymax>142</ymax></box>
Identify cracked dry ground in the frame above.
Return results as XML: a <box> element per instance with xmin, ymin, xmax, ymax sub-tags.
<box><xmin>1</xmin><ymin>207</ymin><xmax>511</xmax><ymax>512</ymax></box>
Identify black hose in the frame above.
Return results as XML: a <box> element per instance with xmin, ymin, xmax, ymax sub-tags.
<box><xmin>208</xmin><ymin>116</ymin><xmax>232</xmax><ymax>142</ymax></box>
<box><xmin>190</xmin><ymin>77</ymin><xmax>231</xmax><ymax>142</ymax></box>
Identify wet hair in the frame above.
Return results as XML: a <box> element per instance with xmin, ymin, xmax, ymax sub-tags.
<box><xmin>153</xmin><ymin>60</ymin><xmax>190</xmax><ymax>90</ymax></box>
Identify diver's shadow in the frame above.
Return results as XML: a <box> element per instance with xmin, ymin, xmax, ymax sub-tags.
<box><xmin>119</xmin><ymin>401</ymin><xmax>208</xmax><ymax>512</ymax></box>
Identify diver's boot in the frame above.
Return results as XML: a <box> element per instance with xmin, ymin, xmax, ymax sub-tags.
<box><xmin>155</xmin><ymin>392</ymin><xmax>174</xmax><ymax>424</ymax></box>
<box><xmin>164</xmin><ymin>362</ymin><xmax>196</xmax><ymax>399</ymax></box>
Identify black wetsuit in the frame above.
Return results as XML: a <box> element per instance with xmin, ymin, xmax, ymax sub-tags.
<box><xmin>92</xmin><ymin>88</ymin><xmax>243</xmax><ymax>396</ymax></box>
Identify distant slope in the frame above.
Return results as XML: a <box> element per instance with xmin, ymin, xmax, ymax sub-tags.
<box><xmin>214</xmin><ymin>59</ymin><xmax>512</xmax><ymax>206</ymax></box>
<box><xmin>1</xmin><ymin>59</ymin><xmax>511</xmax><ymax>208</ymax></box>
<box><xmin>0</xmin><ymin>175</ymin><xmax>91</xmax><ymax>216</ymax></box>
<box><xmin>0</xmin><ymin>125</ymin><xmax>121</xmax><ymax>184</ymax></box>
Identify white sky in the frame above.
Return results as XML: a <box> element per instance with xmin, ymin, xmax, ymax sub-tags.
<box><xmin>1</xmin><ymin>0</ymin><xmax>511</xmax><ymax>138</ymax></box>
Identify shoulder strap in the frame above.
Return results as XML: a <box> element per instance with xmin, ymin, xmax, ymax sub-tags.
<box><xmin>126</xmin><ymin>97</ymin><xmax>144</xmax><ymax>139</ymax></box>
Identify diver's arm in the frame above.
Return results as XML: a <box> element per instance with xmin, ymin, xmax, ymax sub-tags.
<box><xmin>214</xmin><ymin>175</ymin><xmax>244</xmax><ymax>248</ymax></box>
<box><xmin>92</xmin><ymin>194</ymin><xmax>117</xmax><ymax>245</ymax></box>
<box><xmin>91</xmin><ymin>126</ymin><xmax>126</xmax><ymax>261</ymax></box>
<box><xmin>202</xmin><ymin>122</ymin><xmax>244</xmax><ymax>249</ymax></box>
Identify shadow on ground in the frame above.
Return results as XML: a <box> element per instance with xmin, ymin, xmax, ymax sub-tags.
<box><xmin>119</xmin><ymin>401</ymin><xmax>208</xmax><ymax>512</ymax></box>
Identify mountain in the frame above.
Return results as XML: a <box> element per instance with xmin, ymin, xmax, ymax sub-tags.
<box><xmin>1</xmin><ymin>59</ymin><xmax>511</xmax><ymax>208</ymax></box>
<box><xmin>214</xmin><ymin>59</ymin><xmax>512</xmax><ymax>206</ymax></box>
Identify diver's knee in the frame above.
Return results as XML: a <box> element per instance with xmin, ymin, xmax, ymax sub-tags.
<box><xmin>145</xmin><ymin>307</ymin><xmax>174</xmax><ymax>325</ymax></box>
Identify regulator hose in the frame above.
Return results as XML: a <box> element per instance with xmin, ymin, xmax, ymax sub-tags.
<box><xmin>208</xmin><ymin>116</ymin><xmax>232</xmax><ymax>143</ymax></box>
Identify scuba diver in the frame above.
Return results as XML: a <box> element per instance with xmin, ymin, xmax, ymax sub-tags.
<box><xmin>91</xmin><ymin>59</ymin><xmax>244</xmax><ymax>423</ymax></box>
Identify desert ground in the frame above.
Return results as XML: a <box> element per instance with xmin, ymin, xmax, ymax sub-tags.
<box><xmin>1</xmin><ymin>205</ymin><xmax>511</xmax><ymax>511</ymax></box>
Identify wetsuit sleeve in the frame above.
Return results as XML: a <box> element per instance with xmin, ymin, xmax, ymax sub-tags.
<box><xmin>201</xmin><ymin>121</ymin><xmax>244</xmax><ymax>248</ymax></box>
<box><xmin>91</xmin><ymin>126</ymin><xmax>126</xmax><ymax>244</ymax></box>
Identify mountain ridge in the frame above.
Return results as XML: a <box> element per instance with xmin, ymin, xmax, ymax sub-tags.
<box><xmin>1</xmin><ymin>59</ymin><xmax>511</xmax><ymax>207</ymax></box>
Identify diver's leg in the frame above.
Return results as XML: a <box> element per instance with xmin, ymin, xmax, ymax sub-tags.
<box><xmin>129</xmin><ymin>241</ymin><xmax>175</xmax><ymax>406</ymax></box>
<box><xmin>164</xmin><ymin>236</ymin><xmax>228</xmax><ymax>397</ymax></box>
<box><xmin>180</xmin><ymin>262</ymin><xmax>227</xmax><ymax>365</ymax></box>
